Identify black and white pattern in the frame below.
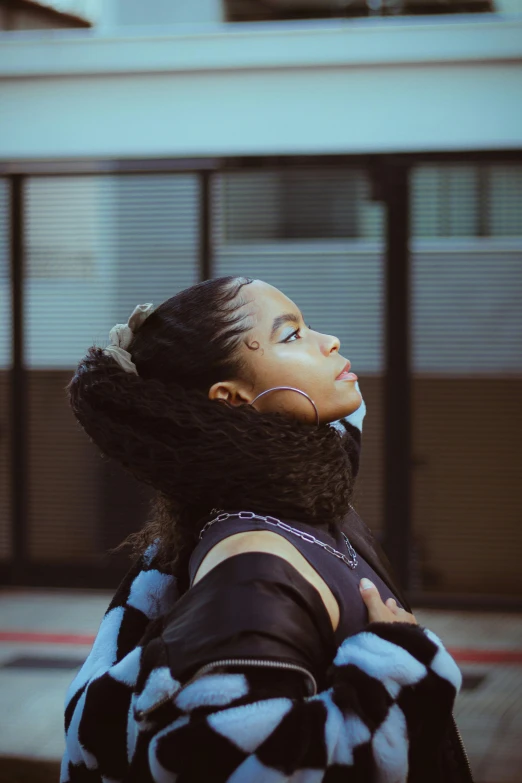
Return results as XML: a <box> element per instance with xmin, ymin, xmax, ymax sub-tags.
<box><xmin>61</xmin><ymin>396</ymin><xmax>463</xmax><ymax>781</ymax></box>
<box><xmin>61</xmin><ymin>538</ymin><xmax>462</xmax><ymax>783</ymax></box>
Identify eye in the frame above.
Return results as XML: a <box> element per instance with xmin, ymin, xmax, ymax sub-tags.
<box><xmin>283</xmin><ymin>324</ymin><xmax>312</xmax><ymax>343</ymax></box>
<box><xmin>284</xmin><ymin>328</ymin><xmax>301</xmax><ymax>343</ymax></box>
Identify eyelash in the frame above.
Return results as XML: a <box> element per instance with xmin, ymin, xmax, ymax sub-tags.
<box><xmin>284</xmin><ymin>325</ymin><xmax>312</xmax><ymax>342</ymax></box>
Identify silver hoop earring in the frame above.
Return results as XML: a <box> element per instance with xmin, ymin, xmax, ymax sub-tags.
<box><xmin>248</xmin><ymin>386</ymin><xmax>320</xmax><ymax>426</ymax></box>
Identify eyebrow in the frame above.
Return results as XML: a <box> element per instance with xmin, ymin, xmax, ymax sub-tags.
<box><xmin>270</xmin><ymin>311</ymin><xmax>303</xmax><ymax>341</ymax></box>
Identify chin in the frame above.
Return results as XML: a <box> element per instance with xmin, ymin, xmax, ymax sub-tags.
<box><xmin>340</xmin><ymin>388</ymin><xmax>362</xmax><ymax>417</ymax></box>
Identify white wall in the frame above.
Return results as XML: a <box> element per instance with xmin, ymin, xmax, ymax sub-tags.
<box><xmin>0</xmin><ymin>16</ymin><xmax>521</xmax><ymax>159</ymax></box>
<box><xmin>100</xmin><ymin>0</ymin><xmax>224</xmax><ymax>26</ymax></box>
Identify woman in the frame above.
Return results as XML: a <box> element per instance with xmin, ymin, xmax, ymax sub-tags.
<box><xmin>62</xmin><ymin>275</ymin><xmax>473</xmax><ymax>783</ymax></box>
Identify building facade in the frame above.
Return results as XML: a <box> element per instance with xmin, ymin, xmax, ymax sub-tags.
<box><xmin>0</xmin><ymin>1</ymin><xmax>521</xmax><ymax>604</ymax></box>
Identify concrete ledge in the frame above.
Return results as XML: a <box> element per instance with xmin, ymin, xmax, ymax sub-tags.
<box><xmin>0</xmin><ymin>16</ymin><xmax>521</xmax><ymax>77</ymax></box>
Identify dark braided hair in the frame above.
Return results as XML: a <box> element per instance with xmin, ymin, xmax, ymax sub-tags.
<box><xmin>67</xmin><ymin>275</ymin><xmax>357</xmax><ymax>591</ymax></box>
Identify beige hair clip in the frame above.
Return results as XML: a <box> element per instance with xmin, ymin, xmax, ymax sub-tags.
<box><xmin>102</xmin><ymin>302</ymin><xmax>155</xmax><ymax>375</ymax></box>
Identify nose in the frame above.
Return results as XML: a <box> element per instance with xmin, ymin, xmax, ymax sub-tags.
<box><xmin>321</xmin><ymin>332</ymin><xmax>340</xmax><ymax>356</ymax></box>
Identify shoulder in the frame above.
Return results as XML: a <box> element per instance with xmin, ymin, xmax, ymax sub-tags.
<box><xmin>193</xmin><ymin>529</ymin><xmax>340</xmax><ymax>632</ymax></box>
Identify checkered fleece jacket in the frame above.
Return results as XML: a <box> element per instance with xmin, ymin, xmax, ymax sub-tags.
<box><xmin>60</xmin><ymin>536</ymin><xmax>462</xmax><ymax>783</ymax></box>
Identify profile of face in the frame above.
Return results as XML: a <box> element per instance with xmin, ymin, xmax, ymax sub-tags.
<box><xmin>208</xmin><ymin>279</ymin><xmax>362</xmax><ymax>425</ymax></box>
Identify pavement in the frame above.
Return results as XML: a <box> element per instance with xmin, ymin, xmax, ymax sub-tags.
<box><xmin>0</xmin><ymin>587</ymin><xmax>521</xmax><ymax>783</ymax></box>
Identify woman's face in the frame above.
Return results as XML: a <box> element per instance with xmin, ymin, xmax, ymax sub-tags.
<box><xmin>208</xmin><ymin>279</ymin><xmax>362</xmax><ymax>425</ymax></box>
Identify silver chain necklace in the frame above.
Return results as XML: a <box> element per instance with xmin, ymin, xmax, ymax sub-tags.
<box><xmin>200</xmin><ymin>510</ymin><xmax>358</xmax><ymax>570</ymax></box>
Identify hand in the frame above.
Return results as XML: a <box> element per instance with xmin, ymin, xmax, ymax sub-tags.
<box><xmin>359</xmin><ymin>578</ymin><xmax>418</xmax><ymax>625</ymax></box>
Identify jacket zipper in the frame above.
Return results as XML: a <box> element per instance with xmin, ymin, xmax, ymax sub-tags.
<box><xmin>451</xmin><ymin>716</ymin><xmax>474</xmax><ymax>781</ymax></box>
<box><xmin>345</xmin><ymin>508</ymin><xmax>473</xmax><ymax>781</ymax></box>
<box><xmin>189</xmin><ymin>658</ymin><xmax>318</xmax><ymax>694</ymax></box>
<box><xmin>135</xmin><ymin>658</ymin><xmax>317</xmax><ymax>719</ymax></box>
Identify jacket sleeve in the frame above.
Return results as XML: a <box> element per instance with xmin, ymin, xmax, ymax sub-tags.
<box><xmin>138</xmin><ymin>552</ymin><xmax>462</xmax><ymax>783</ymax></box>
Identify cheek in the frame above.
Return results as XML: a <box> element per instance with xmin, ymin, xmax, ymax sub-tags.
<box><xmin>269</xmin><ymin>353</ymin><xmax>329</xmax><ymax>394</ymax></box>
<box><xmin>247</xmin><ymin>362</ymin><xmax>285</xmax><ymax>392</ymax></box>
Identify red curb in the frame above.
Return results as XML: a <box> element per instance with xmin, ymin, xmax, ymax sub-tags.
<box><xmin>447</xmin><ymin>648</ymin><xmax>522</xmax><ymax>664</ymax></box>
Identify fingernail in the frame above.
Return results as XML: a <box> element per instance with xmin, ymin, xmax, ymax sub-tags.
<box><xmin>360</xmin><ymin>578</ymin><xmax>374</xmax><ymax>591</ymax></box>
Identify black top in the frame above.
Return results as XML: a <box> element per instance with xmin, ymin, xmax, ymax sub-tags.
<box><xmin>158</xmin><ymin>510</ymin><xmax>473</xmax><ymax>783</ymax></box>
<box><xmin>189</xmin><ymin>509</ymin><xmax>404</xmax><ymax>647</ymax></box>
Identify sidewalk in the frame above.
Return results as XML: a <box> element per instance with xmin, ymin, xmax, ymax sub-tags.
<box><xmin>0</xmin><ymin>587</ymin><xmax>521</xmax><ymax>783</ymax></box>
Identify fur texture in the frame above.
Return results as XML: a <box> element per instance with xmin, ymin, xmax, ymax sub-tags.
<box><xmin>61</xmin><ymin>540</ymin><xmax>461</xmax><ymax>783</ymax></box>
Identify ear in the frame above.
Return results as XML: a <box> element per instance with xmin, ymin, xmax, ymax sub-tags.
<box><xmin>208</xmin><ymin>381</ymin><xmax>252</xmax><ymax>407</ymax></box>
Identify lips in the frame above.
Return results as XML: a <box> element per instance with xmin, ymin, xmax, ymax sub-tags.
<box><xmin>335</xmin><ymin>360</ymin><xmax>358</xmax><ymax>382</ymax></box>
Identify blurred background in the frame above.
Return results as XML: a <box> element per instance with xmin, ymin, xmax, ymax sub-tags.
<box><xmin>0</xmin><ymin>0</ymin><xmax>521</xmax><ymax>781</ymax></box>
